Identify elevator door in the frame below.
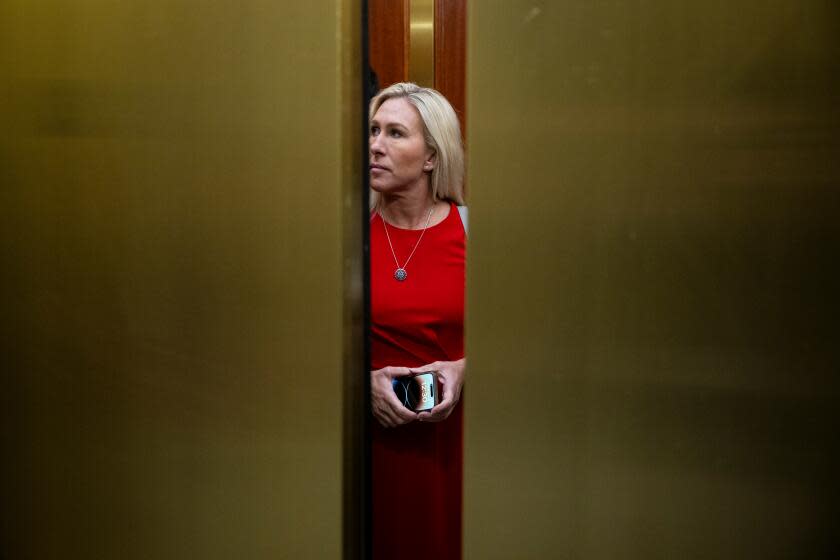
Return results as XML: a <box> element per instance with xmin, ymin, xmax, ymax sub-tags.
<box><xmin>465</xmin><ymin>2</ymin><xmax>840</xmax><ymax>558</ymax></box>
<box><xmin>0</xmin><ymin>2</ymin><xmax>363</xmax><ymax>558</ymax></box>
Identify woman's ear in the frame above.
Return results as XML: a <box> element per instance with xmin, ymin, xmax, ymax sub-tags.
<box><xmin>423</xmin><ymin>151</ymin><xmax>436</xmax><ymax>172</ymax></box>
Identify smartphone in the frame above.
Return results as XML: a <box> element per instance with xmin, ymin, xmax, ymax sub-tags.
<box><xmin>392</xmin><ymin>372</ymin><xmax>438</xmax><ymax>412</ymax></box>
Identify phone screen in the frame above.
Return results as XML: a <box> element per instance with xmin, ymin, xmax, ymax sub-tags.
<box><xmin>392</xmin><ymin>372</ymin><xmax>438</xmax><ymax>411</ymax></box>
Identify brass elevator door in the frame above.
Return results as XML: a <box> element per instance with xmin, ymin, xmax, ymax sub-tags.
<box><xmin>0</xmin><ymin>2</ymin><xmax>363</xmax><ymax>559</ymax></box>
<box><xmin>465</xmin><ymin>2</ymin><xmax>840</xmax><ymax>558</ymax></box>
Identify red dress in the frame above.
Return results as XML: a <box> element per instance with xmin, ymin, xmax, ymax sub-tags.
<box><xmin>371</xmin><ymin>202</ymin><xmax>465</xmax><ymax>560</ymax></box>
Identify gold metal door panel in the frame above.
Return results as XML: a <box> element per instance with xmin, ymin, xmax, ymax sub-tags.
<box><xmin>466</xmin><ymin>2</ymin><xmax>840</xmax><ymax>558</ymax></box>
<box><xmin>0</xmin><ymin>2</ymin><xmax>362</xmax><ymax>558</ymax></box>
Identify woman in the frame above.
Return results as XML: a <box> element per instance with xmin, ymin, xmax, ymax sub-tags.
<box><xmin>369</xmin><ymin>82</ymin><xmax>466</xmax><ymax>560</ymax></box>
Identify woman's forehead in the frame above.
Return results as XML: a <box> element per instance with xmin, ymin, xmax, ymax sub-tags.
<box><xmin>373</xmin><ymin>98</ymin><xmax>422</xmax><ymax>128</ymax></box>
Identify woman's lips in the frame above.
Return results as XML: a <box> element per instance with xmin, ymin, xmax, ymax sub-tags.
<box><xmin>370</xmin><ymin>164</ymin><xmax>389</xmax><ymax>173</ymax></box>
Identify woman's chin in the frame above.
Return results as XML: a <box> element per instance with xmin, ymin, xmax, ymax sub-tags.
<box><xmin>369</xmin><ymin>181</ymin><xmax>391</xmax><ymax>194</ymax></box>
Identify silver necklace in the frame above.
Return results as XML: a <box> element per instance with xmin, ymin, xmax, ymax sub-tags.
<box><xmin>381</xmin><ymin>205</ymin><xmax>434</xmax><ymax>281</ymax></box>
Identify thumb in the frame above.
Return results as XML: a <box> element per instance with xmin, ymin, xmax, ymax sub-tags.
<box><xmin>408</xmin><ymin>363</ymin><xmax>438</xmax><ymax>375</ymax></box>
<box><xmin>386</xmin><ymin>366</ymin><xmax>412</xmax><ymax>379</ymax></box>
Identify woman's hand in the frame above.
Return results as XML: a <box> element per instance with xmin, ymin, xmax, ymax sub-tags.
<box><xmin>371</xmin><ymin>366</ymin><xmax>419</xmax><ymax>428</ymax></box>
<box><xmin>412</xmin><ymin>358</ymin><xmax>465</xmax><ymax>423</ymax></box>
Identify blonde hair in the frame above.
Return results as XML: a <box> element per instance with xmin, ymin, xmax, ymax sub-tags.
<box><xmin>369</xmin><ymin>82</ymin><xmax>465</xmax><ymax>208</ymax></box>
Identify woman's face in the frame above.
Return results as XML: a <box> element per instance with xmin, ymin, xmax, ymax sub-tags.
<box><xmin>369</xmin><ymin>98</ymin><xmax>434</xmax><ymax>195</ymax></box>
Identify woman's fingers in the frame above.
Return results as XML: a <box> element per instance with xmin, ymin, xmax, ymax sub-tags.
<box><xmin>385</xmin><ymin>366</ymin><xmax>413</xmax><ymax>378</ymax></box>
<box><xmin>408</xmin><ymin>361</ymin><xmax>439</xmax><ymax>375</ymax></box>
<box><xmin>418</xmin><ymin>403</ymin><xmax>452</xmax><ymax>422</ymax></box>
<box><xmin>383</xmin><ymin>367</ymin><xmax>420</xmax><ymax>424</ymax></box>
<box><xmin>374</xmin><ymin>363</ymin><xmax>468</xmax><ymax>426</ymax></box>
<box><xmin>373</xmin><ymin>394</ymin><xmax>401</xmax><ymax>427</ymax></box>
<box><xmin>372</xmin><ymin>366</ymin><xmax>412</xmax><ymax>427</ymax></box>
<box><xmin>418</xmin><ymin>378</ymin><xmax>457</xmax><ymax>422</ymax></box>
<box><xmin>371</xmin><ymin>366</ymin><xmax>418</xmax><ymax>427</ymax></box>
<box><xmin>387</xmin><ymin>390</ymin><xmax>418</xmax><ymax>424</ymax></box>
<box><xmin>376</xmin><ymin>407</ymin><xmax>399</xmax><ymax>428</ymax></box>
<box><xmin>377</xmin><ymin>407</ymin><xmax>414</xmax><ymax>427</ymax></box>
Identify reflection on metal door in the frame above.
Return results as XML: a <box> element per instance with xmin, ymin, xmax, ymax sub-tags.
<box><xmin>466</xmin><ymin>2</ymin><xmax>840</xmax><ymax>558</ymax></box>
<box><xmin>0</xmin><ymin>2</ymin><xmax>364</xmax><ymax>558</ymax></box>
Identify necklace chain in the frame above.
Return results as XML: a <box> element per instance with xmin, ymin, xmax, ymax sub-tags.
<box><xmin>381</xmin><ymin>205</ymin><xmax>434</xmax><ymax>282</ymax></box>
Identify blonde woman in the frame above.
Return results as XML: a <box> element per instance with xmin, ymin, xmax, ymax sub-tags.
<box><xmin>369</xmin><ymin>82</ymin><xmax>466</xmax><ymax>560</ymax></box>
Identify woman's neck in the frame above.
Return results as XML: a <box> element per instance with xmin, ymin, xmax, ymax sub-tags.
<box><xmin>379</xmin><ymin>191</ymin><xmax>437</xmax><ymax>229</ymax></box>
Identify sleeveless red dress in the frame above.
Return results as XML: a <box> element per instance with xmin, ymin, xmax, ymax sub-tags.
<box><xmin>370</xmin><ymin>202</ymin><xmax>465</xmax><ymax>560</ymax></box>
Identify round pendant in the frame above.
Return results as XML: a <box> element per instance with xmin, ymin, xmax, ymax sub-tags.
<box><xmin>394</xmin><ymin>268</ymin><xmax>408</xmax><ymax>281</ymax></box>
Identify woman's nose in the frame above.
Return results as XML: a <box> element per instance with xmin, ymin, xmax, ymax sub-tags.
<box><xmin>370</xmin><ymin>134</ymin><xmax>384</xmax><ymax>155</ymax></box>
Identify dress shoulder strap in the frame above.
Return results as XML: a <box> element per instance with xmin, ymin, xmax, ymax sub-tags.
<box><xmin>456</xmin><ymin>205</ymin><xmax>468</xmax><ymax>235</ymax></box>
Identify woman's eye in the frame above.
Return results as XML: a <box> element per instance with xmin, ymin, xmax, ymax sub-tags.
<box><xmin>389</xmin><ymin>129</ymin><xmax>402</xmax><ymax>138</ymax></box>
<box><xmin>370</xmin><ymin>126</ymin><xmax>380</xmax><ymax>135</ymax></box>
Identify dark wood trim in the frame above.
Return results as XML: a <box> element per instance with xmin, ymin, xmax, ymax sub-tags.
<box><xmin>434</xmin><ymin>0</ymin><xmax>467</xmax><ymax>133</ymax></box>
<box><xmin>434</xmin><ymin>0</ymin><xmax>468</xmax><ymax>195</ymax></box>
<box><xmin>369</xmin><ymin>0</ymin><xmax>409</xmax><ymax>89</ymax></box>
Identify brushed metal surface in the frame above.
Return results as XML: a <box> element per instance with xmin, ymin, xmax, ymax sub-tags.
<box><xmin>465</xmin><ymin>2</ymin><xmax>840</xmax><ymax>558</ymax></box>
<box><xmin>0</xmin><ymin>1</ymin><xmax>362</xmax><ymax>558</ymax></box>
<box><xmin>409</xmin><ymin>0</ymin><xmax>435</xmax><ymax>87</ymax></box>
